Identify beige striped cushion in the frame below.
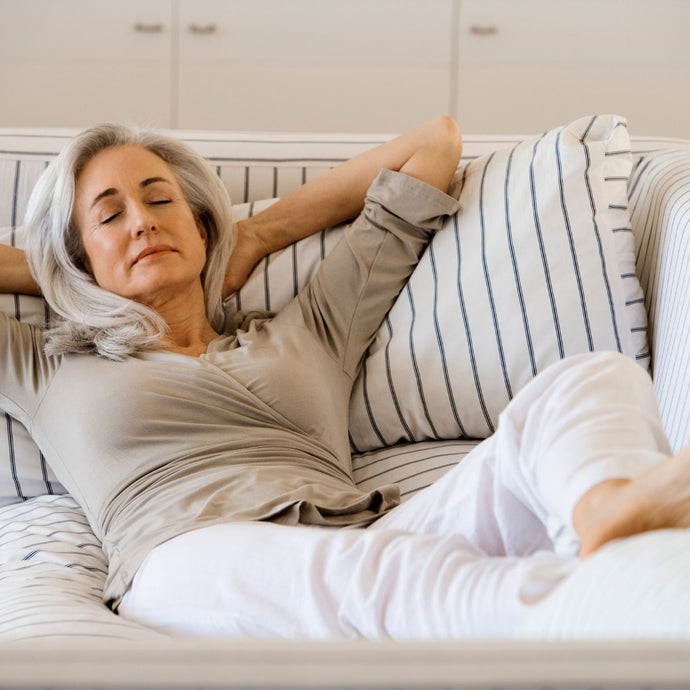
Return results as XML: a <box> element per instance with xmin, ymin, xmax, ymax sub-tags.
<box><xmin>0</xmin><ymin>495</ymin><xmax>164</xmax><ymax>640</ymax></box>
<box><xmin>348</xmin><ymin>115</ymin><xmax>647</xmax><ymax>450</ymax></box>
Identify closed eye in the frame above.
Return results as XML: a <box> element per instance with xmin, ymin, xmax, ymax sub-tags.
<box><xmin>101</xmin><ymin>212</ymin><xmax>120</xmax><ymax>225</ymax></box>
<box><xmin>150</xmin><ymin>199</ymin><xmax>171</xmax><ymax>205</ymax></box>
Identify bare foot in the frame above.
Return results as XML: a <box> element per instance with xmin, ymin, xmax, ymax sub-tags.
<box><xmin>573</xmin><ymin>444</ymin><xmax>690</xmax><ymax>558</ymax></box>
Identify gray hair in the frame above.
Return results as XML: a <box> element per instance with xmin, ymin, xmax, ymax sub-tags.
<box><xmin>24</xmin><ymin>124</ymin><xmax>234</xmax><ymax>360</ymax></box>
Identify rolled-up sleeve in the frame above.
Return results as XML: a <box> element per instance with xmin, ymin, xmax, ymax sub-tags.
<box><xmin>284</xmin><ymin>169</ymin><xmax>460</xmax><ymax>378</ymax></box>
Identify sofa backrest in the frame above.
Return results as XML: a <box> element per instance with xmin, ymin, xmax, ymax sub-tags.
<box><xmin>2</xmin><ymin>127</ymin><xmax>689</xmax><ymax>227</ymax></box>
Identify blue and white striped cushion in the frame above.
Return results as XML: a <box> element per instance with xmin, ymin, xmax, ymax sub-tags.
<box><xmin>352</xmin><ymin>439</ymin><xmax>478</xmax><ymax>502</ymax></box>
<box><xmin>0</xmin><ymin>495</ymin><xmax>164</xmax><ymax>640</ymax></box>
<box><xmin>348</xmin><ymin>115</ymin><xmax>648</xmax><ymax>450</ymax></box>
<box><xmin>228</xmin><ymin>198</ymin><xmax>344</xmax><ymax>313</ymax></box>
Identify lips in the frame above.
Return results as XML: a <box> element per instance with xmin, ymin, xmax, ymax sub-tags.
<box><xmin>132</xmin><ymin>244</ymin><xmax>176</xmax><ymax>265</ymax></box>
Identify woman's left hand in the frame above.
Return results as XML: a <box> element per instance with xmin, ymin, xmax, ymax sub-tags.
<box><xmin>222</xmin><ymin>220</ymin><xmax>269</xmax><ymax>299</ymax></box>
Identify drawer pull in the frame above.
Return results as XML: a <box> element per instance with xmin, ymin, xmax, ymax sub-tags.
<box><xmin>189</xmin><ymin>23</ymin><xmax>218</xmax><ymax>35</ymax></box>
<box><xmin>134</xmin><ymin>22</ymin><xmax>164</xmax><ymax>34</ymax></box>
<box><xmin>470</xmin><ymin>25</ymin><xmax>498</xmax><ymax>36</ymax></box>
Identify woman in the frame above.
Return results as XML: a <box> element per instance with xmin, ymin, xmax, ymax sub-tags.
<box><xmin>1</xmin><ymin>116</ymin><xmax>689</xmax><ymax>639</ymax></box>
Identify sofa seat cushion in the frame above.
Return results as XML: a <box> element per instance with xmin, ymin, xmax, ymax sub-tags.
<box><xmin>0</xmin><ymin>495</ymin><xmax>165</xmax><ymax>640</ymax></box>
<box><xmin>519</xmin><ymin>528</ymin><xmax>690</xmax><ymax>638</ymax></box>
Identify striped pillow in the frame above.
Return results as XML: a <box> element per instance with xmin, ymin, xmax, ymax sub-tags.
<box><xmin>227</xmin><ymin>198</ymin><xmax>344</xmax><ymax>313</ymax></box>
<box><xmin>348</xmin><ymin>114</ymin><xmax>649</xmax><ymax>451</ymax></box>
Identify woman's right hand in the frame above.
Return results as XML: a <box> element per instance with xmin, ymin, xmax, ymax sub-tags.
<box><xmin>220</xmin><ymin>115</ymin><xmax>463</xmax><ymax>302</ymax></box>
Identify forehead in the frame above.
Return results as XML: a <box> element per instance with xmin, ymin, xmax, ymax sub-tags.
<box><xmin>76</xmin><ymin>145</ymin><xmax>177</xmax><ymax>198</ymax></box>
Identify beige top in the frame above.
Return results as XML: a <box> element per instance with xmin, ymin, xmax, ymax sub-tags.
<box><xmin>0</xmin><ymin>170</ymin><xmax>460</xmax><ymax>608</ymax></box>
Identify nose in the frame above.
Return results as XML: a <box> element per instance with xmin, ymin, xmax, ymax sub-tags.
<box><xmin>131</xmin><ymin>204</ymin><xmax>159</xmax><ymax>238</ymax></box>
<box><xmin>135</xmin><ymin>224</ymin><xmax>157</xmax><ymax>237</ymax></box>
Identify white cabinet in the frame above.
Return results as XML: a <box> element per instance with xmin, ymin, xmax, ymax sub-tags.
<box><xmin>176</xmin><ymin>0</ymin><xmax>454</xmax><ymax>132</ymax></box>
<box><xmin>456</xmin><ymin>0</ymin><xmax>690</xmax><ymax>136</ymax></box>
<box><xmin>0</xmin><ymin>0</ymin><xmax>454</xmax><ymax>133</ymax></box>
<box><xmin>0</xmin><ymin>0</ymin><xmax>172</xmax><ymax>128</ymax></box>
<box><xmin>0</xmin><ymin>0</ymin><xmax>688</xmax><ymax>136</ymax></box>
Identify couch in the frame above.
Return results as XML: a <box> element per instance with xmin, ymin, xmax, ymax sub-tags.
<box><xmin>1</xmin><ymin>115</ymin><xmax>690</xmax><ymax>689</ymax></box>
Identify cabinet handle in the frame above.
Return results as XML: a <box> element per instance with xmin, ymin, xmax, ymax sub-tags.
<box><xmin>134</xmin><ymin>22</ymin><xmax>164</xmax><ymax>34</ymax></box>
<box><xmin>469</xmin><ymin>25</ymin><xmax>498</xmax><ymax>36</ymax></box>
<box><xmin>189</xmin><ymin>23</ymin><xmax>218</xmax><ymax>35</ymax></box>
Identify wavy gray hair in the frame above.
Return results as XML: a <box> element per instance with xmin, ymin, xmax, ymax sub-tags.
<box><xmin>24</xmin><ymin>124</ymin><xmax>235</xmax><ymax>361</ymax></box>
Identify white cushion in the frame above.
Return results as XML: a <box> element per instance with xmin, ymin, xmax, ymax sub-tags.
<box><xmin>519</xmin><ymin>529</ymin><xmax>690</xmax><ymax>638</ymax></box>
<box><xmin>348</xmin><ymin>114</ymin><xmax>649</xmax><ymax>450</ymax></box>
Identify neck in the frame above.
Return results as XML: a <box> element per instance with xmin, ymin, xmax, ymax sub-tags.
<box><xmin>163</xmin><ymin>322</ymin><xmax>219</xmax><ymax>357</ymax></box>
<box><xmin>163</xmin><ymin>310</ymin><xmax>219</xmax><ymax>357</ymax></box>
<box><xmin>147</xmin><ymin>285</ymin><xmax>219</xmax><ymax>357</ymax></box>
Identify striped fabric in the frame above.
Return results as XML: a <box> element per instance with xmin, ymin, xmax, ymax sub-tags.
<box><xmin>0</xmin><ymin>122</ymin><xmax>688</xmax><ymax>643</ymax></box>
<box><xmin>349</xmin><ymin>115</ymin><xmax>647</xmax><ymax>450</ymax></box>
<box><xmin>1</xmin><ymin>126</ymin><xmax>688</xmax><ymax>228</ymax></box>
<box><xmin>229</xmin><ymin>198</ymin><xmax>345</xmax><ymax>314</ymax></box>
<box><xmin>352</xmin><ymin>439</ymin><xmax>479</xmax><ymax>502</ymax></box>
<box><xmin>0</xmin><ymin>495</ymin><xmax>164</xmax><ymax>640</ymax></box>
<box><xmin>0</xmin><ymin>227</ymin><xmax>65</xmax><ymax>507</ymax></box>
<box><xmin>629</xmin><ymin>149</ymin><xmax>690</xmax><ymax>452</ymax></box>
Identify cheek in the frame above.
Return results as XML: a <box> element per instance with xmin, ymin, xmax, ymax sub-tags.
<box><xmin>192</xmin><ymin>226</ymin><xmax>210</xmax><ymax>264</ymax></box>
<box><xmin>81</xmin><ymin>234</ymin><xmax>126</xmax><ymax>285</ymax></box>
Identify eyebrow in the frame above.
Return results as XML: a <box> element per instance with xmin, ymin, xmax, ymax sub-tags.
<box><xmin>89</xmin><ymin>176</ymin><xmax>173</xmax><ymax>210</ymax></box>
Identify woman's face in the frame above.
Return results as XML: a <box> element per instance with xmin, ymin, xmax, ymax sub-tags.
<box><xmin>73</xmin><ymin>145</ymin><xmax>208</xmax><ymax>310</ymax></box>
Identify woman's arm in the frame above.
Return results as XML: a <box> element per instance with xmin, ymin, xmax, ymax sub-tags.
<box><xmin>0</xmin><ymin>245</ymin><xmax>41</xmax><ymax>295</ymax></box>
<box><xmin>223</xmin><ymin>115</ymin><xmax>463</xmax><ymax>296</ymax></box>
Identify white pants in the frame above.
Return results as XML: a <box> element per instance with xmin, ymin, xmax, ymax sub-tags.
<box><xmin>119</xmin><ymin>352</ymin><xmax>671</xmax><ymax>639</ymax></box>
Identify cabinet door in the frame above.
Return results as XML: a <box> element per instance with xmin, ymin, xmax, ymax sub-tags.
<box><xmin>0</xmin><ymin>0</ymin><xmax>172</xmax><ymax>128</ymax></box>
<box><xmin>457</xmin><ymin>0</ymin><xmax>690</xmax><ymax>137</ymax></box>
<box><xmin>177</xmin><ymin>0</ymin><xmax>454</xmax><ymax>132</ymax></box>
